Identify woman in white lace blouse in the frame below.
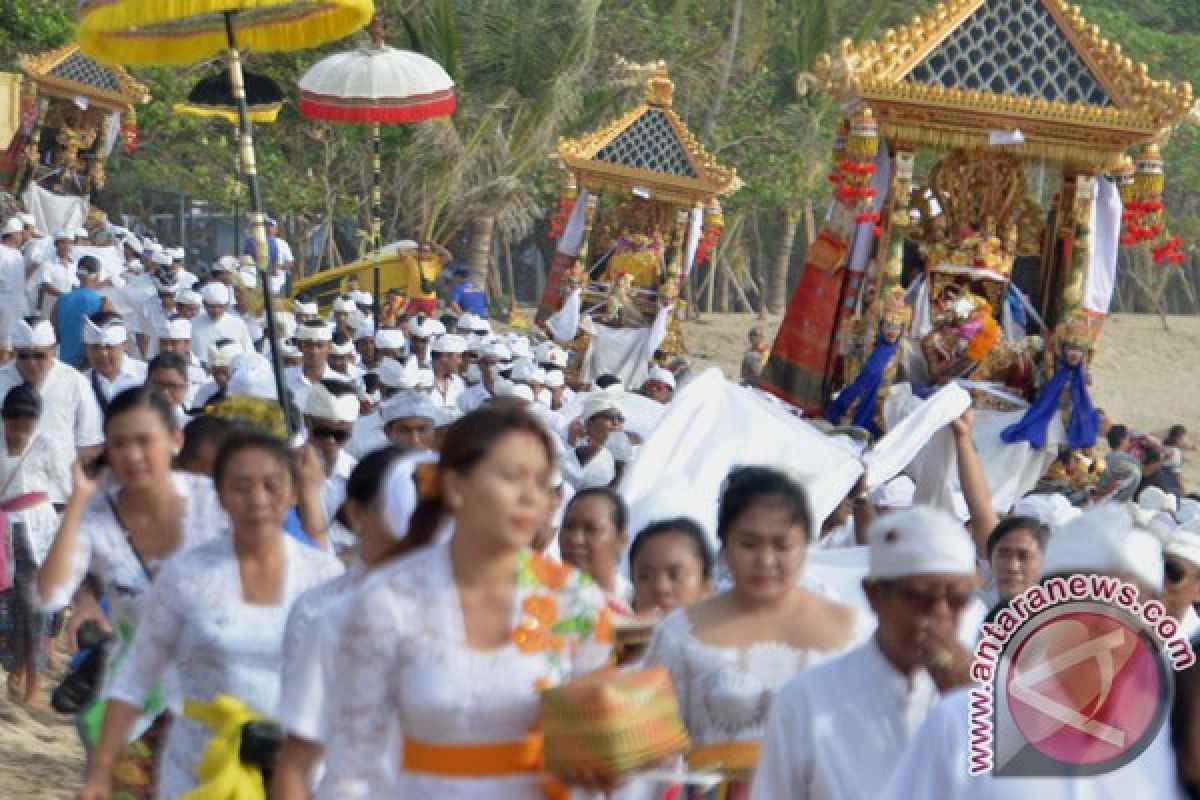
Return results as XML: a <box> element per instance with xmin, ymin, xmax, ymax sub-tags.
<box><xmin>77</xmin><ymin>432</ymin><xmax>343</xmax><ymax>800</ymax></box>
<box><xmin>642</xmin><ymin>466</ymin><xmax>868</xmax><ymax>798</ymax></box>
<box><xmin>34</xmin><ymin>386</ymin><xmax>225</xmax><ymax>798</ymax></box>
<box><xmin>318</xmin><ymin>405</ymin><xmax>615</xmax><ymax>799</ymax></box>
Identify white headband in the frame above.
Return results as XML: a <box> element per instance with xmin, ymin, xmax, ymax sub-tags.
<box><xmin>82</xmin><ymin>317</ymin><xmax>128</xmax><ymax>346</ymax></box>
<box><xmin>12</xmin><ymin>318</ymin><xmax>56</xmax><ymax>349</ymax></box>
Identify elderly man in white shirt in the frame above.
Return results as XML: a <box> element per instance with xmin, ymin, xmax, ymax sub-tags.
<box><xmin>752</xmin><ymin>506</ymin><xmax>979</xmax><ymax>800</ymax></box>
<box><xmin>380</xmin><ymin>391</ymin><xmax>439</xmax><ymax>452</ymax></box>
<box><xmin>881</xmin><ymin>504</ymin><xmax>1181</xmax><ymax>800</ymax></box>
<box><xmin>191</xmin><ymin>282</ymin><xmax>254</xmax><ymax>364</ymax></box>
<box><xmin>82</xmin><ymin>313</ymin><xmax>147</xmax><ymax>408</ymax></box>
<box><xmin>0</xmin><ymin>317</ymin><xmax>103</xmax><ymax>502</ymax></box>
<box><xmin>154</xmin><ymin>316</ymin><xmax>208</xmax><ymax>400</ymax></box>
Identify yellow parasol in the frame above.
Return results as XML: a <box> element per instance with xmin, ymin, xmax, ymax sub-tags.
<box><xmin>77</xmin><ymin>0</ymin><xmax>374</xmax><ymax>431</ymax></box>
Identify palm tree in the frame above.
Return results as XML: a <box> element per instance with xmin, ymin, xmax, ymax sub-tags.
<box><xmin>396</xmin><ymin>0</ymin><xmax>602</xmax><ymax>295</ymax></box>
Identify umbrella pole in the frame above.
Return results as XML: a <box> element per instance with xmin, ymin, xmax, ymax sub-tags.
<box><xmin>224</xmin><ymin>11</ymin><xmax>296</xmax><ymax>434</ymax></box>
<box><xmin>372</xmin><ymin>122</ymin><xmax>381</xmax><ymax>319</ymax></box>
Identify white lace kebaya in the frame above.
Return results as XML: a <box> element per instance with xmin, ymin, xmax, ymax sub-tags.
<box><xmin>317</xmin><ymin>540</ymin><xmax>614</xmax><ymax>799</ymax></box>
<box><xmin>106</xmin><ymin>534</ymin><xmax>343</xmax><ymax>798</ymax></box>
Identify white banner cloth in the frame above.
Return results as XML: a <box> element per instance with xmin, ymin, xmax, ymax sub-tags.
<box><xmin>1084</xmin><ymin>176</ymin><xmax>1123</xmax><ymax>315</ymax></box>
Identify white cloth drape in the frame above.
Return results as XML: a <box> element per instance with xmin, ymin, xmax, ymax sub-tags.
<box><xmin>21</xmin><ymin>184</ymin><xmax>86</xmax><ymax>239</ymax></box>
<box><xmin>682</xmin><ymin>205</ymin><xmax>704</xmax><ymax>275</ymax></box>
<box><xmin>619</xmin><ymin>368</ymin><xmax>863</xmax><ymax>557</ymax></box>
<box><xmin>1084</xmin><ymin>176</ymin><xmax>1123</xmax><ymax>315</ymax></box>
<box><xmin>554</xmin><ymin>189</ymin><xmax>591</xmax><ymax>258</ymax></box>
<box><xmin>579</xmin><ymin>305</ymin><xmax>671</xmax><ymax>388</ymax></box>
<box><xmin>864</xmin><ymin>383</ymin><xmax>972</xmax><ymax>490</ymax></box>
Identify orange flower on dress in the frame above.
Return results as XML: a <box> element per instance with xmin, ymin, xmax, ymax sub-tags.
<box><xmin>523</xmin><ymin>593</ymin><xmax>559</xmax><ymax>628</ymax></box>
<box><xmin>529</xmin><ymin>553</ymin><xmax>570</xmax><ymax>591</ymax></box>
<box><xmin>513</xmin><ymin>618</ymin><xmax>551</xmax><ymax>654</ymax></box>
<box><xmin>594</xmin><ymin>608</ymin><xmax>614</xmax><ymax>645</ymax></box>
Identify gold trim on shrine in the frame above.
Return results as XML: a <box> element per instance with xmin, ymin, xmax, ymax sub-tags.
<box><xmin>18</xmin><ymin>43</ymin><xmax>149</xmax><ymax>112</ymax></box>
<box><xmin>556</xmin><ymin>62</ymin><xmax>740</xmax><ymax>206</ymax></box>
<box><xmin>814</xmin><ymin>0</ymin><xmax>1193</xmax><ymax>164</ymax></box>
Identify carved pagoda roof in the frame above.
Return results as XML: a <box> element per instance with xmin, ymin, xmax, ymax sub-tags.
<box><xmin>815</xmin><ymin>0</ymin><xmax>1193</xmax><ymax>168</ymax></box>
<box><xmin>19</xmin><ymin>44</ymin><xmax>148</xmax><ymax>111</ymax></box>
<box><xmin>557</xmin><ymin>62</ymin><xmax>739</xmax><ymax>206</ymax></box>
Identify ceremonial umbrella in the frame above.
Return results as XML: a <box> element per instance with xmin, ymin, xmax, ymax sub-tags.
<box><xmin>298</xmin><ymin>16</ymin><xmax>455</xmax><ymax>312</ymax></box>
<box><xmin>175</xmin><ymin>67</ymin><xmax>285</xmax><ymax>124</ymax></box>
<box><xmin>175</xmin><ymin>68</ymin><xmax>286</xmax><ymax>239</ymax></box>
<box><xmin>77</xmin><ymin>0</ymin><xmax>374</xmax><ymax>431</ymax></box>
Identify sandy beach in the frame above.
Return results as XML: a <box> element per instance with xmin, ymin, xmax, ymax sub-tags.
<box><xmin>3</xmin><ymin>310</ymin><xmax>1197</xmax><ymax>796</ymax></box>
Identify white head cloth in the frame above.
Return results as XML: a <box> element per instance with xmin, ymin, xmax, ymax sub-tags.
<box><xmin>382</xmin><ymin>392</ymin><xmax>440</xmax><ymax>424</ymax></box>
<box><xmin>305</xmin><ymin>382</ymin><xmax>360</xmax><ymax>423</ymax></box>
<box><xmin>157</xmin><ymin>317</ymin><xmax>192</xmax><ymax>341</ymax></box>
<box><xmin>1165</xmin><ymin>530</ymin><xmax>1200</xmax><ymax>571</ymax></box>
<box><xmin>12</xmin><ymin>318</ymin><xmax>56</xmax><ymax>348</ymax></box>
<box><xmin>208</xmin><ymin>339</ymin><xmax>244</xmax><ymax>369</ymax></box>
<box><xmin>296</xmin><ymin>321</ymin><xmax>333</xmax><ymax>343</ymax></box>
<box><xmin>867</xmin><ymin>506</ymin><xmax>977</xmax><ymax>580</ymax></box>
<box><xmin>226</xmin><ymin>353</ymin><xmax>278</xmax><ymax>400</ymax></box>
<box><xmin>1041</xmin><ymin>503</ymin><xmax>1163</xmax><ymax>593</ymax></box>
<box><xmin>375</xmin><ymin>328</ymin><xmax>406</xmax><ymax>350</ymax></box>
<box><xmin>82</xmin><ymin>317</ymin><xmax>128</xmax><ymax>346</ymax></box>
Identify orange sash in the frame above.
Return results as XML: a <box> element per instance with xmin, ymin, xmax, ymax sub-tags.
<box><xmin>401</xmin><ymin>735</ymin><xmax>567</xmax><ymax>799</ymax></box>
<box><xmin>687</xmin><ymin>740</ymin><xmax>761</xmax><ymax>773</ymax></box>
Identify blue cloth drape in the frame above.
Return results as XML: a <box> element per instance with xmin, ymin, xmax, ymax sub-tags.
<box><xmin>825</xmin><ymin>335</ymin><xmax>899</xmax><ymax>438</ymax></box>
<box><xmin>1001</xmin><ymin>361</ymin><xmax>1098</xmax><ymax>450</ymax></box>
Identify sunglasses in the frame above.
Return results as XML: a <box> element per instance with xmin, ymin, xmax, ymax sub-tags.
<box><xmin>15</xmin><ymin>351</ymin><xmax>48</xmax><ymax>362</ymax></box>
<box><xmin>1165</xmin><ymin>559</ymin><xmax>1190</xmax><ymax>586</ymax></box>
<box><xmin>310</xmin><ymin>425</ymin><xmax>351</xmax><ymax>443</ymax></box>
<box><xmin>890</xmin><ymin>584</ymin><xmax>972</xmax><ymax>613</ymax></box>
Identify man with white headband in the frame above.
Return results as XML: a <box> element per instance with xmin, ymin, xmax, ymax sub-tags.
<box><xmin>82</xmin><ymin>312</ymin><xmax>147</xmax><ymax>408</ymax></box>
<box><xmin>32</xmin><ymin>228</ymin><xmax>75</xmax><ymax>317</ymax></box>
<box><xmin>293</xmin><ymin>298</ymin><xmax>319</xmax><ymax>325</ymax></box>
<box><xmin>327</xmin><ymin>331</ymin><xmax>360</xmax><ymax>382</ymax></box>
<box><xmin>429</xmin><ymin>334</ymin><xmax>466</xmax><ymax>409</ymax></box>
<box><xmin>154</xmin><ymin>316</ymin><xmax>207</xmax><ymax>396</ymax></box>
<box><xmin>51</xmin><ymin>256</ymin><xmax>110</xmax><ymax>367</ymax></box>
<box><xmin>381</xmin><ymin>392</ymin><xmax>439</xmax><ymax>451</ymax></box>
<box><xmin>0</xmin><ymin>219</ymin><xmax>33</xmax><ymax>343</ymax></box>
<box><xmin>288</xmin><ymin>321</ymin><xmax>342</xmax><ymax>411</ymax></box>
<box><xmin>191</xmin><ymin>281</ymin><xmax>254</xmax><ymax>364</ymax></box>
<box><xmin>303</xmin><ymin>379</ymin><xmax>360</xmax><ymax>529</ymax></box>
<box><xmin>192</xmin><ymin>338</ymin><xmax>244</xmax><ymax>408</ymax></box>
<box><xmin>881</xmin><ymin>504</ymin><xmax>1172</xmax><ymax>800</ymax></box>
<box><xmin>374</xmin><ymin>327</ymin><xmax>406</xmax><ymax>363</ymax></box>
<box><xmin>346</xmin><ymin>357</ymin><xmax>409</xmax><ymax>458</ymax></box>
<box><xmin>754</xmin><ymin>506</ymin><xmax>978</xmax><ymax>800</ymax></box>
<box><xmin>0</xmin><ymin>317</ymin><xmax>103</xmax><ymax>502</ymax></box>
<box><xmin>166</xmin><ymin>247</ymin><xmax>198</xmax><ymax>290</ymax></box>
<box><xmin>134</xmin><ymin>270</ymin><xmax>179</xmax><ymax>358</ymax></box>
<box><xmin>458</xmin><ymin>340</ymin><xmax>510</xmax><ymax>413</ymax></box>
<box><xmin>639</xmin><ymin>365</ymin><xmax>676</xmax><ymax>405</ymax></box>
<box><xmin>406</xmin><ymin>315</ymin><xmax>443</xmax><ymax>367</ymax></box>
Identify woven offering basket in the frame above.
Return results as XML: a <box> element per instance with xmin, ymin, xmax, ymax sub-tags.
<box><xmin>541</xmin><ymin>666</ymin><xmax>688</xmax><ymax>778</ymax></box>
